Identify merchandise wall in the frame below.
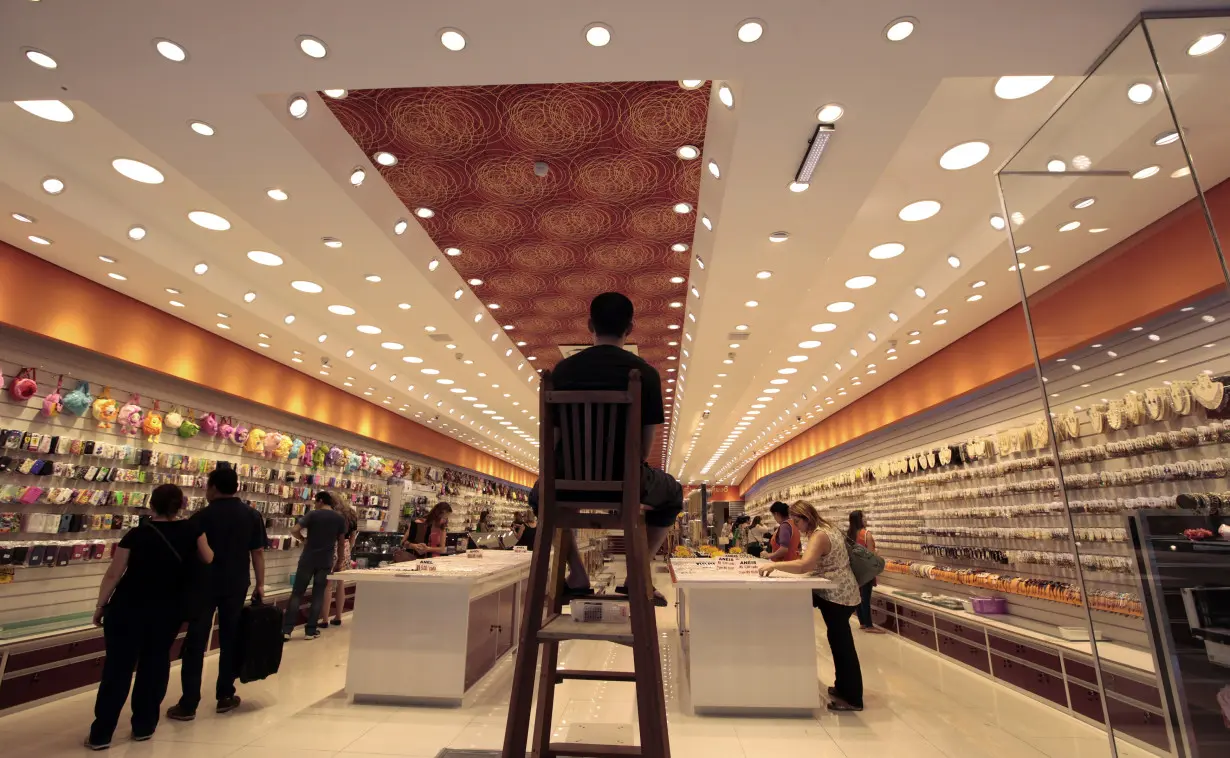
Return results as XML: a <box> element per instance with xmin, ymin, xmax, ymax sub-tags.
<box><xmin>0</xmin><ymin>327</ymin><xmax>530</xmax><ymax>643</ymax></box>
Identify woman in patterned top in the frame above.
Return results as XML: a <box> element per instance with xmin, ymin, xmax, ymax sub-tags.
<box><xmin>759</xmin><ymin>500</ymin><xmax>864</xmax><ymax>712</ymax></box>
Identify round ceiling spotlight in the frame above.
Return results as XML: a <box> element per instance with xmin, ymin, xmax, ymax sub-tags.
<box><xmin>939</xmin><ymin>141</ymin><xmax>990</xmax><ymax>170</ymax></box>
<box><xmin>112</xmin><ymin>158</ymin><xmax>164</xmax><ymax>184</ymax></box>
<box><xmin>288</xmin><ymin>94</ymin><xmax>309</xmax><ymax>119</ymax></box>
<box><xmin>1133</xmin><ymin>165</ymin><xmax>1161</xmax><ymax>179</ymax></box>
<box><xmin>28</xmin><ymin>235</ymin><xmax>50</xmax><ymax>245</ymax></box>
<box><xmin>366</xmin><ymin>274</ymin><xmax>382</xmax><ymax>282</ymax></box>
<box><xmin>188</xmin><ymin>120</ymin><xmax>215</xmax><ymax>136</ymax></box>
<box><xmin>11</xmin><ymin>213</ymin><xmax>34</xmax><ymax>223</ymax></box>
<box><xmin>1188</xmin><ymin>32</ymin><xmax>1226</xmax><ymax>56</ymax></box>
<box><xmin>769</xmin><ymin>231</ymin><xmax>790</xmax><ymax>243</ymax></box>
<box><xmin>23</xmin><ymin>48</ymin><xmax>57</xmax><ymax>69</ymax></box>
<box><xmin>394</xmin><ymin>219</ymin><xmax>408</xmax><ymax>235</ymax></box>
<box><xmin>193</xmin><ymin>262</ymin><xmax>209</xmax><ymax>275</ymax></box>
<box><xmin>898</xmin><ymin>200</ymin><xmax>941</xmax><ymax>221</ymax></box>
<box><xmin>679</xmin><ymin>80</ymin><xmax>704</xmax><ymax>89</ymax></box>
<box><xmin>671</xmin><ymin>243</ymin><xmax>689</xmax><ymax>252</ymax></box>
<box><xmin>415</xmin><ymin>207</ymin><xmax>435</xmax><ymax>218</ymax></box>
<box><xmin>1155</xmin><ymin>130</ymin><xmax>1180</xmax><ymax>146</ymax></box>
<box><xmin>188</xmin><ymin>210</ymin><xmax>231</xmax><ymax>231</ymax></box>
<box><xmin>1072</xmin><ymin>197</ymin><xmax>1096</xmax><ymax>209</ymax></box>
<box><xmin>328</xmin><ymin>304</ymin><xmax>356</xmax><ymax>316</ymax></box>
<box><xmin>736</xmin><ymin>19</ymin><xmax>765</xmax><ymax>43</ymax></box>
<box><xmin>845</xmin><ymin>275</ymin><xmax>876</xmax><ymax>290</ymax></box>
<box><xmin>356</xmin><ymin>324</ymin><xmax>382</xmax><ymax>335</ymax></box>
<box><xmin>349</xmin><ymin>167</ymin><xmax>366</xmax><ymax>186</ymax></box>
<box><xmin>788</xmin><ymin>181</ymin><xmax>809</xmax><ymax>193</ymax></box>
<box><xmin>869</xmin><ymin>242</ymin><xmax>904</xmax><ymax>260</ymax></box>
<box><xmin>373</xmin><ymin>151</ymin><xmax>398</xmax><ymax>166</ymax></box>
<box><xmin>993</xmin><ymin>76</ymin><xmax>1054</xmax><ymax>100</ymax></box>
<box><xmin>291</xmin><ymin>280</ymin><xmax>324</xmax><ymax>294</ymax></box>
<box><xmin>676</xmin><ymin>145</ymin><xmax>700</xmax><ymax>160</ymax></box>
<box><xmin>14</xmin><ymin>100</ymin><xmax>74</xmax><ymax>122</ymax></box>
<box><xmin>322</xmin><ymin>89</ymin><xmax>348</xmax><ymax>99</ymax></box>
<box><xmin>440</xmin><ymin>28</ymin><xmax>467</xmax><ymax>51</ymax></box>
<box><xmin>584</xmin><ymin>23</ymin><xmax>612</xmax><ymax>47</ymax></box>
<box><xmin>243</xmin><ymin>291</ymin><xmax>257</xmax><ymax>303</ymax></box>
<box><xmin>1127</xmin><ymin>82</ymin><xmax>1155</xmax><ymax>104</ymax></box>
<box><xmin>296</xmin><ymin>35</ymin><xmax>328</xmax><ymax>58</ymax></box>
<box><xmin>127</xmin><ymin>225</ymin><xmax>146</xmax><ymax>241</ymax></box>
<box><xmin>1046</xmin><ymin>158</ymin><xmax>1066</xmax><ymax>172</ymax></box>
<box><xmin>816</xmin><ymin>103</ymin><xmax>844</xmax><ymax>123</ymax></box>
<box><xmin>707</xmin><ymin>161</ymin><xmax>721</xmax><ymax>179</ymax></box>
<box><xmin>673</xmin><ymin>202</ymin><xmax>693</xmax><ymax>214</ymax></box>
<box><xmin>321</xmin><ymin>237</ymin><xmax>343</xmax><ymax>249</ymax></box>
<box><xmin>154</xmin><ymin>39</ymin><xmax>187</xmax><ymax>62</ymax></box>
<box><xmin>884</xmin><ymin>17</ymin><xmax>916</xmax><ymax>41</ymax></box>
<box><xmin>826</xmin><ymin>301</ymin><xmax>855</xmax><ymax>313</ymax></box>
<box><xmin>267</xmin><ymin>188</ymin><xmax>289</xmax><ymax>201</ymax></box>
<box><xmin>989</xmin><ymin>214</ymin><xmax>1006</xmax><ymax>230</ymax></box>
<box><xmin>718</xmin><ymin>84</ymin><xmax>734</xmax><ymax>109</ymax></box>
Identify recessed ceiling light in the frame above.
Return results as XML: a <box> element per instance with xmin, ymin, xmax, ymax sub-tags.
<box><xmin>1133</xmin><ymin>165</ymin><xmax>1160</xmax><ymax>179</ymax></box>
<box><xmin>297</xmin><ymin>35</ymin><xmax>328</xmax><ymax>58</ymax></box>
<box><xmin>390</xmin><ymin>219</ymin><xmax>409</xmax><ymax>236</ymax></box>
<box><xmin>1154</xmin><ymin>130</ymin><xmax>1180</xmax><ymax>147</ymax></box>
<box><xmin>1188</xmin><ymin>32</ymin><xmax>1225</xmax><ymax>56</ymax></box>
<box><xmin>108</xmin><ymin>272</ymin><xmax>127</xmax><ymax>281</ymax></box>
<box><xmin>1058</xmin><ymin>220</ymin><xmax>1081</xmax><ymax>232</ymax></box>
<box><xmin>266</xmin><ymin>188</ymin><xmax>289</xmax><ymax>201</ymax></box>
<box><xmin>320</xmin><ymin>237</ymin><xmax>343</xmax><ymax>249</ymax></box>
<box><xmin>467</xmin><ymin>278</ymin><xmax>484</xmax><ymax>286</ymax></box>
<box><xmin>287</xmin><ymin>93</ymin><xmax>309</xmax><ymax>118</ymax></box>
<box><xmin>755</xmin><ymin>270</ymin><xmax>773</xmax><ymax>280</ymax></box>
<box><xmin>369</xmin><ymin>151</ymin><xmax>398</xmax><ymax>168</ymax></box>
<box><xmin>788</xmin><ymin>181</ymin><xmax>810</xmax><ymax>193</ymax></box>
<box><xmin>993</xmin><ymin>75</ymin><xmax>1054</xmax><ymax>100</ymax></box>
<box><xmin>745</xmin><ymin>300</ymin><xmax>759</xmax><ymax>307</ymax></box>
<box><xmin>737</xmin><ymin>19</ymin><xmax>765</xmax><ymax>42</ymax></box>
<box><xmin>701</xmin><ymin>215</ymin><xmax>713</xmax><ymax>231</ymax></box>
<box><xmin>154</xmin><ymin>38</ymin><xmax>187</xmax><ymax>61</ymax></box>
<box><xmin>1015</xmin><ymin>246</ymin><xmax>1032</xmax><ymax>255</ymax></box>
<box><xmin>933</xmin><ymin>319</ymin><xmax>947</xmax><ymax>326</ymax></box>
<box><xmin>414</xmin><ymin>207</ymin><xmax>435</xmax><ymax>219</ymax></box>
<box><xmin>1171</xmin><ymin>166</ymin><xmax>1192</xmax><ymax>179</ymax></box>
<box><xmin>23</xmin><ymin>48</ymin><xmax>57</xmax><ymax>69</ymax></box>
<box><xmin>27</xmin><ymin>235</ymin><xmax>50</xmax><ymax>245</ymax></box>
<box><xmin>908</xmin><ymin>339</ymin><xmax>920</xmax><ymax>345</ymax></box>
<box><xmin>1033</xmin><ymin>264</ymin><xmax>1051</xmax><ymax>272</ymax></box>
<box><xmin>673</xmin><ymin>202</ymin><xmax>693</xmax><ymax>214</ymax></box>
<box><xmin>1127</xmin><ymin>82</ymin><xmax>1155</xmax><ymax>104</ymax></box>
<box><xmin>246</xmin><ymin>250</ymin><xmax>283</xmax><ymax>266</ymax></box>
<box><xmin>939</xmin><ymin>141</ymin><xmax>990</xmax><ymax>170</ymax></box>
<box><xmin>1046</xmin><ymin>158</ymin><xmax>1066</xmax><ymax>172</ymax></box>
<box><xmin>187</xmin><ymin>120</ymin><xmax>215</xmax><ymax>136</ymax></box>
<box><xmin>585</xmin><ymin>23</ymin><xmax>612</xmax><ymax>46</ymax></box>
<box><xmin>322</xmin><ymin>89</ymin><xmax>348</xmax><ymax>99</ymax></box>
<box><xmin>291</xmin><ymin>280</ymin><xmax>323</xmax><ymax>294</ymax></box>
<box><xmin>10</xmin><ymin>212</ymin><xmax>34</xmax><ymax>224</ymax></box>
<box><xmin>914</xmin><ymin>287</ymin><xmax>926</xmax><ymax>298</ymax></box>
<box><xmin>967</xmin><ymin>294</ymin><xmax>983</xmax><ymax>302</ymax></box>
<box><xmin>668</xmin><ymin>276</ymin><xmax>686</xmax><ymax>284</ymax></box>
<box><xmin>317</xmin><ymin>333</ymin><xmax>328</xmax><ymax>343</ymax></box>
<box><xmin>971</xmin><ymin>280</ymin><xmax>986</xmax><ymax>288</ymax></box>
<box><xmin>428</xmin><ymin>259</ymin><xmax>440</xmax><ymax>272</ymax></box>
<box><xmin>671</xmin><ymin>243</ymin><xmax>690</xmax><ymax>253</ymax></box>
<box><xmin>816</xmin><ymin>103</ymin><xmax>844</xmax><ymax>122</ymax></box>
<box><xmin>15</xmin><ymin>99</ymin><xmax>75</xmax><ymax>123</ymax></box>
<box><xmin>885</xmin><ymin>17</ymin><xmax>916</xmax><ymax>41</ymax></box>
<box><xmin>193</xmin><ymin>262</ymin><xmax>209</xmax><ymax>275</ymax></box>
<box><xmin>1089</xmin><ymin>227</ymin><xmax>1108</xmax><ymax>234</ymax></box>
<box><xmin>826</xmin><ymin>302</ymin><xmax>854</xmax><ymax>313</ymax></box>
<box><xmin>39</xmin><ymin>177</ymin><xmax>64</xmax><ymax>194</ymax></box>
<box><xmin>168</xmin><ymin>288</ymin><xmax>182</xmax><ymax>295</ymax></box>
<box><xmin>328</xmin><ymin>304</ymin><xmax>356</xmax><ymax>316</ymax></box>
<box><xmin>169</xmin><ymin>300</ymin><xmax>184</xmax><ymax>308</ymax></box>
<box><xmin>439</xmin><ymin>28</ymin><xmax>467</xmax><ymax>51</ymax></box>
<box><xmin>188</xmin><ymin>210</ymin><xmax>230</xmax><ymax>231</ymax></box>
<box><xmin>349</xmin><ymin>167</ymin><xmax>366</xmax><ymax>186</ymax></box>
<box><xmin>679</xmin><ymin>79</ymin><xmax>704</xmax><ymax>89</ymax></box>
<box><xmin>988</xmin><ymin>214</ymin><xmax>1006</xmax><ymax>231</ymax></box>
<box><xmin>707</xmin><ymin>160</ymin><xmax>721</xmax><ymax>179</ymax></box>
<box><xmin>898</xmin><ymin>200</ymin><xmax>941</xmax><ymax>221</ymax></box>
<box><xmin>243</xmin><ymin>291</ymin><xmax>256</xmax><ymax>303</ymax></box>
<box><xmin>845</xmin><ymin>275</ymin><xmax>876</xmax><ymax>289</ymax></box>
<box><xmin>718</xmin><ymin>84</ymin><xmax>734</xmax><ymax>108</ymax></box>
<box><xmin>381</xmin><ymin>342</ymin><xmax>404</xmax><ymax>350</ymax></box>
<box><xmin>1009</xmin><ymin>263</ymin><xmax>1025</xmax><ymax>272</ymax></box>
<box><xmin>356</xmin><ymin>324</ymin><xmax>381</xmax><ymax>334</ymax></box>
<box><xmin>112</xmin><ymin>158</ymin><xmax>164</xmax><ymax>184</ymax></box>
<box><xmin>947</xmin><ymin>255</ymin><xmax>961</xmax><ymax>268</ymax></box>
<box><xmin>888</xmin><ymin>311</ymin><xmax>899</xmax><ymax>322</ymax></box>
<box><xmin>127</xmin><ymin>225</ymin><xmax>146</xmax><ymax>241</ymax></box>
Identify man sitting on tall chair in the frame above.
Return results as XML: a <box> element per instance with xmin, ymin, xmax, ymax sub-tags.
<box><xmin>530</xmin><ymin>292</ymin><xmax>683</xmax><ymax>606</ymax></box>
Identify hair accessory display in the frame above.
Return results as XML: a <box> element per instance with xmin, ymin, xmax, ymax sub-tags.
<box><xmin>7</xmin><ymin>368</ymin><xmax>38</xmax><ymax>402</ymax></box>
<box><xmin>41</xmin><ymin>375</ymin><xmax>64</xmax><ymax>418</ymax></box>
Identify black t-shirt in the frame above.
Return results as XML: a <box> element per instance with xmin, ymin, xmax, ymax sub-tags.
<box><xmin>298</xmin><ymin>508</ymin><xmax>347</xmax><ymax>569</ymax></box>
<box><xmin>190</xmin><ymin>497</ymin><xmax>267</xmax><ymax>596</ymax></box>
<box><xmin>109</xmin><ymin>520</ymin><xmax>201</xmax><ymax>611</ymax></box>
<box><xmin>551</xmin><ymin>345</ymin><xmax>664</xmax><ymax>425</ymax></box>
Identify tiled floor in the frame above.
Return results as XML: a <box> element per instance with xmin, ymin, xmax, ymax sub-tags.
<box><xmin>0</xmin><ymin>569</ymin><xmax>1154</xmax><ymax>758</ymax></box>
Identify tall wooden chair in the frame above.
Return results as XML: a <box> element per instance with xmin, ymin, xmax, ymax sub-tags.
<box><xmin>502</xmin><ymin>369</ymin><xmax>671</xmax><ymax>758</ymax></box>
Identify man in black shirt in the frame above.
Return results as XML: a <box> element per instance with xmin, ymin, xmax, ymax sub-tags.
<box><xmin>531</xmin><ymin>292</ymin><xmax>683</xmax><ymax>604</ymax></box>
<box><xmin>168</xmin><ymin>467</ymin><xmax>267</xmax><ymax>720</ymax></box>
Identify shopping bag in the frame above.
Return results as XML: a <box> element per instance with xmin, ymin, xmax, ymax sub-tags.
<box><xmin>237</xmin><ymin>600</ymin><xmax>284</xmax><ymax>683</ymax></box>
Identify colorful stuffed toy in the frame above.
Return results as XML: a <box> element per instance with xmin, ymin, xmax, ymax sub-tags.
<box><xmin>326</xmin><ymin>445</ymin><xmax>343</xmax><ymax>467</ymax></box>
<box><xmin>7</xmin><ymin>368</ymin><xmax>38</xmax><ymax>402</ymax></box>
<box><xmin>62</xmin><ymin>380</ymin><xmax>93</xmax><ymax>417</ymax></box>
<box><xmin>118</xmin><ymin>395</ymin><xmax>143</xmax><ymax>436</ymax></box>
<box><xmin>219</xmin><ymin>417</ymin><xmax>235</xmax><ymax>444</ymax></box>
<box><xmin>244</xmin><ymin>427</ymin><xmax>266</xmax><ymax>454</ymax></box>
<box><xmin>163</xmin><ymin>407</ymin><xmax>184</xmax><ymax>433</ymax></box>
<box><xmin>201</xmin><ymin>412</ymin><xmax>219</xmax><ymax>437</ymax></box>
<box><xmin>312</xmin><ymin>443</ymin><xmax>327</xmax><ymax>469</ymax></box>
<box><xmin>41</xmin><ymin>376</ymin><xmax>64</xmax><ymax>418</ymax></box>
<box><xmin>345</xmin><ymin>450</ymin><xmax>361</xmax><ymax>473</ymax></box>
<box><xmin>92</xmin><ymin>388</ymin><xmax>118</xmax><ymax>430</ymax></box>
<box><xmin>178</xmin><ymin>410</ymin><xmax>201</xmax><ymax>438</ymax></box>
<box><xmin>303</xmin><ymin>439</ymin><xmax>317</xmax><ymax>467</ymax></box>
<box><xmin>264</xmin><ymin>431</ymin><xmax>282</xmax><ymax>458</ymax></box>
<box><xmin>289</xmin><ymin>438</ymin><xmax>305</xmax><ymax>461</ymax></box>
<box><xmin>143</xmin><ymin>401</ymin><xmax>163</xmax><ymax>444</ymax></box>
<box><xmin>233</xmin><ymin>423</ymin><xmax>249</xmax><ymax>447</ymax></box>
<box><xmin>392</xmin><ymin>460</ymin><xmax>406</xmax><ymax>478</ymax></box>
<box><xmin>275</xmin><ymin>434</ymin><xmax>292</xmax><ymax>461</ymax></box>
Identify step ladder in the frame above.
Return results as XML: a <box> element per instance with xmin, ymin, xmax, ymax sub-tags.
<box><xmin>502</xmin><ymin>369</ymin><xmax>670</xmax><ymax>758</ymax></box>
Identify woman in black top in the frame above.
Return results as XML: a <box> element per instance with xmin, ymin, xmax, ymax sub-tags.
<box><xmin>401</xmin><ymin>502</ymin><xmax>452</xmax><ymax>559</ymax></box>
<box><xmin>514</xmin><ymin>509</ymin><xmax>538</xmax><ymax>550</ymax></box>
<box><xmin>86</xmin><ymin>484</ymin><xmax>213</xmax><ymax>750</ymax></box>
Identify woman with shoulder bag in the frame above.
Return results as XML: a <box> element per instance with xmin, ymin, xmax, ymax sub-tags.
<box><xmin>759</xmin><ymin>500</ymin><xmax>865</xmax><ymax>712</ymax></box>
<box><xmin>86</xmin><ymin>484</ymin><xmax>214</xmax><ymax>750</ymax></box>
<box><xmin>849</xmin><ymin>510</ymin><xmax>886</xmax><ymax>634</ymax></box>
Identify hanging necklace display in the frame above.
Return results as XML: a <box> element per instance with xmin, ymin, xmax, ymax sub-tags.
<box><xmin>1194</xmin><ymin>373</ymin><xmax>1225</xmax><ymax>410</ymax></box>
<box><xmin>1144</xmin><ymin>387</ymin><xmax>1170</xmax><ymax>422</ymax></box>
<box><xmin>1089</xmin><ymin>403</ymin><xmax>1108</xmax><ymax>434</ymax></box>
<box><xmin>1124</xmin><ymin>392</ymin><xmax>1146</xmax><ymax>426</ymax></box>
<box><xmin>1171</xmin><ymin>380</ymin><xmax>1194</xmax><ymax>416</ymax></box>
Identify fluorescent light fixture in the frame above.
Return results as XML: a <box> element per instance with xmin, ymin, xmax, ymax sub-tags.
<box><xmin>794</xmin><ymin>124</ymin><xmax>835</xmax><ymax>185</ymax></box>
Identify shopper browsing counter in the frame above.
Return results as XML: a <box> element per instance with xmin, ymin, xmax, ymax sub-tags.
<box><xmin>399</xmin><ymin>502</ymin><xmax>451</xmax><ymax>560</ymax></box>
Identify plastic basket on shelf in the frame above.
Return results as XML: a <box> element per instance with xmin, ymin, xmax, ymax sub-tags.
<box><xmin>970</xmin><ymin>596</ymin><xmax>1007</xmax><ymax>615</ymax></box>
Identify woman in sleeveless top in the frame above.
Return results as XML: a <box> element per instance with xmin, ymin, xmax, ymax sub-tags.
<box><xmin>759</xmin><ymin>500</ymin><xmax>864</xmax><ymax>711</ymax></box>
<box><xmin>514</xmin><ymin>509</ymin><xmax>538</xmax><ymax>550</ymax></box>
<box><xmin>402</xmin><ymin>502</ymin><xmax>452</xmax><ymax>559</ymax></box>
<box><xmin>848</xmin><ymin>510</ymin><xmax>885</xmax><ymax>634</ymax></box>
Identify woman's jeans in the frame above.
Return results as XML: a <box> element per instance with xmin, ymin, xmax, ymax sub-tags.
<box><xmin>857</xmin><ymin>580</ymin><xmax>876</xmax><ymax>628</ymax></box>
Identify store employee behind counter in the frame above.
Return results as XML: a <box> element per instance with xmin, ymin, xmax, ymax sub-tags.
<box><xmin>528</xmin><ymin>292</ymin><xmax>684</xmax><ymax>604</ymax></box>
<box><xmin>397</xmin><ymin>501</ymin><xmax>452</xmax><ymax>560</ymax></box>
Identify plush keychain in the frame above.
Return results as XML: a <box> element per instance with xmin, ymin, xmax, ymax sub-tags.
<box><xmin>92</xmin><ymin>387</ymin><xmax>118</xmax><ymax>429</ymax></box>
<box><xmin>62</xmin><ymin>380</ymin><xmax>94</xmax><ymax>416</ymax></box>
<box><xmin>143</xmin><ymin>400</ymin><xmax>163</xmax><ymax>444</ymax></box>
<box><xmin>312</xmin><ymin>443</ymin><xmax>327</xmax><ymax>469</ymax></box>
<box><xmin>41</xmin><ymin>375</ymin><xmax>64</xmax><ymax>417</ymax></box>
<box><xmin>303</xmin><ymin>439</ymin><xmax>318</xmax><ymax>467</ymax></box>
<box><xmin>118</xmin><ymin>394</ymin><xmax>143</xmax><ymax>436</ymax></box>
<box><xmin>178</xmin><ymin>409</ymin><xmax>201</xmax><ymax>438</ymax></box>
<box><xmin>392</xmin><ymin>460</ymin><xmax>406</xmax><ymax>478</ymax></box>
<box><xmin>275</xmin><ymin>434</ymin><xmax>292</xmax><ymax>461</ymax></box>
<box><xmin>289</xmin><ymin>438</ymin><xmax>305</xmax><ymax>461</ymax></box>
<box><xmin>7</xmin><ymin>368</ymin><xmax>38</xmax><ymax>402</ymax></box>
<box><xmin>244</xmin><ymin>427</ymin><xmax>266</xmax><ymax>454</ymax></box>
<box><xmin>201</xmin><ymin>412</ymin><xmax>220</xmax><ymax>437</ymax></box>
<box><xmin>163</xmin><ymin>406</ymin><xmax>184</xmax><ymax>433</ymax></box>
<box><xmin>345</xmin><ymin>451</ymin><xmax>361</xmax><ymax>473</ymax></box>
<box><xmin>359</xmin><ymin>451</ymin><xmax>370</xmax><ymax>472</ymax></box>
<box><xmin>219</xmin><ymin>416</ymin><xmax>236</xmax><ymax>444</ymax></box>
<box><xmin>326</xmin><ymin>445</ymin><xmax>343</xmax><ymax>467</ymax></box>
<box><xmin>233</xmin><ymin>422</ymin><xmax>250</xmax><ymax>447</ymax></box>
<box><xmin>264</xmin><ymin>431</ymin><xmax>282</xmax><ymax>458</ymax></box>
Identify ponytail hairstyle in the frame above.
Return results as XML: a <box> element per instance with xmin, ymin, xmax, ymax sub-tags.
<box><xmin>847</xmin><ymin>509</ymin><xmax>867</xmax><ymax>545</ymax></box>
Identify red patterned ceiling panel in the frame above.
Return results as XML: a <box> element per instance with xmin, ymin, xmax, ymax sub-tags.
<box><xmin>326</xmin><ymin>82</ymin><xmax>711</xmax><ymax>457</ymax></box>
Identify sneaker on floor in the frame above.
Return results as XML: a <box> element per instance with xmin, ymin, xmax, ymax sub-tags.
<box><xmin>329</xmin><ymin>619</ymin><xmax>342</xmax><ymax>627</ymax></box>
<box><xmin>827</xmin><ymin>700</ymin><xmax>863</xmax><ymax>712</ymax></box>
<box><xmin>131</xmin><ymin>733</ymin><xmax>153</xmax><ymax>743</ymax></box>
<box><xmin>305</xmin><ymin>629</ymin><xmax>321</xmax><ymax>641</ymax></box>
<box><xmin>83</xmin><ymin>737</ymin><xmax>110</xmax><ymax>751</ymax></box>
<box><xmin>165</xmin><ymin>705</ymin><xmax>196</xmax><ymax>722</ymax></box>
<box><xmin>216</xmin><ymin>695</ymin><xmax>242</xmax><ymax>714</ymax></box>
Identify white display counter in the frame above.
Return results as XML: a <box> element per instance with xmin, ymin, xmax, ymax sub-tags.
<box><xmin>670</xmin><ymin>557</ymin><xmax>833</xmax><ymax>714</ymax></box>
<box><xmin>332</xmin><ymin>550</ymin><xmax>532</xmax><ymax>705</ymax></box>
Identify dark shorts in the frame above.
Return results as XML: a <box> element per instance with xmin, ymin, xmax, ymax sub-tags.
<box><xmin>530</xmin><ymin>463</ymin><xmax>684</xmax><ymax>529</ymax></box>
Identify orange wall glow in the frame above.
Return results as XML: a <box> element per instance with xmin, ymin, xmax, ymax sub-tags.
<box><xmin>742</xmin><ymin>183</ymin><xmax>1230</xmax><ymax>492</ymax></box>
<box><xmin>0</xmin><ymin>242</ymin><xmax>535</xmax><ymax>486</ymax></box>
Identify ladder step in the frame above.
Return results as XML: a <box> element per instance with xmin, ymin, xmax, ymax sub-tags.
<box><xmin>548</xmin><ymin>743</ymin><xmax>642</xmax><ymax>758</ymax></box>
<box><xmin>555</xmin><ymin>668</ymin><xmax>637</xmax><ymax>682</ymax></box>
<box><xmin>539</xmin><ymin>615</ymin><xmax>634</xmax><ymax>645</ymax></box>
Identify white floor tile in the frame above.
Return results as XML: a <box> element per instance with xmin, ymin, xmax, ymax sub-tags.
<box><xmin>340</xmin><ymin>721</ymin><xmax>469</xmax><ymax>756</ymax></box>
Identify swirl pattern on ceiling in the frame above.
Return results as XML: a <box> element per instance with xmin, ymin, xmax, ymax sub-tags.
<box><xmin>326</xmin><ymin>82</ymin><xmax>711</xmax><ymax>457</ymax></box>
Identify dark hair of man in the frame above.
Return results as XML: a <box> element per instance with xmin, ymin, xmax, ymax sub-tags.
<box><xmin>207</xmin><ymin>466</ymin><xmax>239</xmax><ymax>495</ymax></box>
<box><xmin>314</xmin><ymin>491</ymin><xmax>336</xmax><ymax>507</ymax></box>
<box><xmin>150</xmin><ymin>483</ymin><xmax>185</xmax><ymax>517</ymax></box>
<box><xmin>589</xmin><ymin>292</ymin><xmax>635</xmax><ymax>338</ymax></box>
<box><xmin>769</xmin><ymin>501</ymin><xmax>789</xmax><ymax>518</ymax></box>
